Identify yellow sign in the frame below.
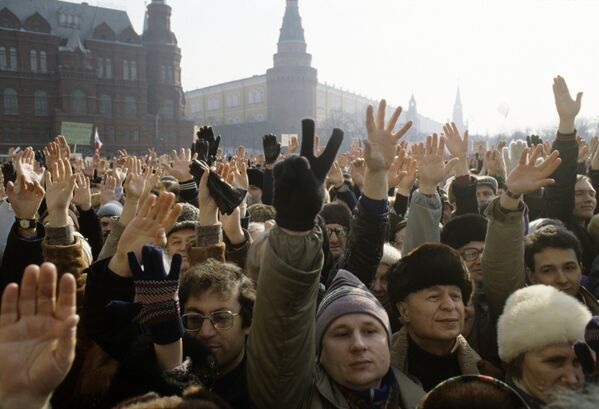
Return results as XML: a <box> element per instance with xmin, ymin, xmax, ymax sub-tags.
<box><xmin>60</xmin><ymin>122</ymin><xmax>93</xmax><ymax>145</ymax></box>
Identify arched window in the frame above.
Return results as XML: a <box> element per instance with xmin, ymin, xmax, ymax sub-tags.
<box><xmin>96</xmin><ymin>57</ymin><xmax>103</xmax><ymax>78</ymax></box>
<box><xmin>105</xmin><ymin>58</ymin><xmax>112</xmax><ymax>78</ymax></box>
<box><xmin>71</xmin><ymin>89</ymin><xmax>86</xmax><ymax>115</ymax></box>
<box><xmin>0</xmin><ymin>47</ymin><xmax>6</xmax><ymax>70</ymax></box>
<box><xmin>98</xmin><ymin>94</ymin><xmax>111</xmax><ymax>118</ymax></box>
<box><xmin>4</xmin><ymin>88</ymin><xmax>18</xmax><ymax>114</ymax></box>
<box><xmin>30</xmin><ymin>50</ymin><xmax>37</xmax><ymax>72</ymax></box>
<box><xmin>124</xmin><ymin>96</ymin><xmax>136</xmax><ymax>119</ymax></box>
<box><xmin>34</xmin><ymin>90</ymin><xmax>48</xmax><ymax>116</ymax></box>
<box><xmin>130</xmin><ymin>60</ymin><xmax>137</xmax><ymax>80</ymax></box>
<box><xmin>161</xmin><ymin>99</ymin><xmax>174</xmax><ymax>119</ymax></box>
<box><xmin>40</xmin><ymin>51</ymin><xmax>47</xmax><ymax>72</ymax></box>
<box><xmin>123</xmin><ymin>60</ymin><xmax>128</xmax><ymax>80</ymax></box>
<box><xmin>9</xmin><ymin>48</ymin><xmax>16</xmax><ymax>70</ymax></box>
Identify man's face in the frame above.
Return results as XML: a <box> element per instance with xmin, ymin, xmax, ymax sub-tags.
<box><xmin>458</xmin><ymin>241</ymin><xmax>485</xmax><ymax>285</ymax></box>
<box><xmin>327</xmin><ymin>223</ymin><xmax>347</xmax><ymax>259</ymax></box>
<box><xmin>398</xmin><ymin>285</ymin><xmax>465</xmax><ymax>346</ymax></box>
<box><xmin>572</xmin><ymin>178</ymin><xmax>596</xmax><ymax>221</ymax></box>
<box><xmin>476</xmin><ymin>185</ymin><xmax>496</xmax><ymax>209</ymax></box>
<box><xmin>166</xmin><ymin>229</ymin><xmax>195</xmax><ymax>272</ymax></box>
<box><xmin>370</xmin><ymin>264</ymin><xmax>390</xmax><ymax>305</ymax></box>
<box><xmin>520</xmin><ymin>343</ymin><xmax>584</xmax><ymax>404</ymax></box>
<box><xmin>320</xmin><ymin>313</ymin><xmax>390</xmax><ymax>391</ymax></box>
<box><xmin>528</xmin><ymin>247</ymin><xmax>582</xmax><ymax>297</ymax></box>
<box><xmin>248</xmin><ymin>185</ymin><xmax>262</xmax><ymax>204</ymax></box>
<box><xmin>100</xmin><ymin>216</ymin><xmax>113</xmax><ymax>238</ymax></box>
<box><xmin>183</xmin><ymin>288</ymin><xmax>249</xmax><ymax>375</ymax></box>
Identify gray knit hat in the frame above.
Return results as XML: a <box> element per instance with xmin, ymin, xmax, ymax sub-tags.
<box><xmin>315</xmin><ymin>269</ymin><xmax>391</xmax><ymax>356</ymax></box>
<box><xmin>168</xmin><ymin>203</ymin><xmax>199</xmax><ymax>237</ymax></box>
<box><xmin>476</xmin><ymin>175</ymin><xmax>498</xmax><ymax>194</ymax></box>
<box><xmin>96</xmin><ymin>200</ymin><xmax>123</xmax><ymax>218</ymax></box>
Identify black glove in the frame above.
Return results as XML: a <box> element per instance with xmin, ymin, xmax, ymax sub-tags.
<box><xmin>262</xmin><ymin>134</ymin><xmax>281</xmax><ymax>165</ymax></box>
<box><xmin>194</xmin><ymin>126</ymin><xmax>221</xmax><ymax>166</ymax></box>
<box><xmin>273</xmin><ymin>119</ymin><xmax>344</xmax><ymax>231</ymax></box>
<box><xmin>189</xmin><ymin>159</ymin><xmax>247</xmax><ymax>215</ymax></box>
<box><xmin>191</xmin><ymin>138</ymin><xmax>209</xmax><ymax>164</ymax></box>
<box><xmin>299</xmin><ymin>119</ymin><xmax>344</xmax><ymax>182</ymax></box>
<box><xmin>526</xmin><ymin>134</ymin><xmax>543</xmax><ymax>147</ymax></box>
<box><xmin>1</xmin><ymin>161</ymin><xmax>16</xmax><ymax>189</ymax></box>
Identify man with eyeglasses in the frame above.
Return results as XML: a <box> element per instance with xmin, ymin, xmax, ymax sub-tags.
<box><xmin>320</xmin><ymin>202</ymin><xmax>351</xmax><ymax>260</ymax></box>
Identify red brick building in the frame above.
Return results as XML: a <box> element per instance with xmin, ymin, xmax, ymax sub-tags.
<box><xmin>0</xmin><ymin>0</ymin><xmax>193</xmax><ymax>154</ymax></box>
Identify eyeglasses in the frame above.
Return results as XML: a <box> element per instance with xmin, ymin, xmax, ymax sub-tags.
<box><xmin>181</xmin><ymin>310</ymin><xmax>240</xmax><ymax>331</ymax></box>
<box><xmin>460</xmin><ymin>247</ymin><xmax>484</xmax><ymax>262</ymax></box>
<box><xmin>326</xmin><ymin>226</ymin><xmax>346</xmax><ymax>238</ymax></box>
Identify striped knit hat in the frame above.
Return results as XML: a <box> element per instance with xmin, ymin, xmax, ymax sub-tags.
<box><xmin>315</xmin><ymin>269</ymin><xmax>391</xmax><ymax>356</ymax></box>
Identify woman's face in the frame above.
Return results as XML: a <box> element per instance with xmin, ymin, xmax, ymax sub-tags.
<box><xmin>518</xmin><ymin>342</ymin><xmax>584</xmax><ymax>404</ymax></box>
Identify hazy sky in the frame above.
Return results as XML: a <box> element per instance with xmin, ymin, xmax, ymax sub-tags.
<box><xmin>73</xmin><ymin>0</ymin><xmax>599</xmax><ymax>135</ymax></box>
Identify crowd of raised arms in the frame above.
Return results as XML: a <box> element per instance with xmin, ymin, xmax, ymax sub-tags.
<box><xmin>2</xmin><ymin>75</ymin><xmax>599</xmax><ymax>409</ymax></box>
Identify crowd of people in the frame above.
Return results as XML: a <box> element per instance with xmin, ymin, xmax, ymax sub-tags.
<box><xmin>1</xmin><ymin>75</ymin><xmax>599</xmax><ymax>409</ymax></box>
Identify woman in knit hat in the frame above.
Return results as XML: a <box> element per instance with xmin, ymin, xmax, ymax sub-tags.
<box><xmin>497</xmin><ymin>285</ymin><xmax>591</xmax><ymax>408</ymax></box>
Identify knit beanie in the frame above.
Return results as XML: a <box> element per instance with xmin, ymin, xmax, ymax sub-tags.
<box><xmin>387</xmin><ymin>243</ymin><xmax>473</xmax><ymax>304</ymax></box>
<box><xmin>247</xmin><ymin>203</ymin><xmax>276</xmax><ymax>223</ymax></box>
<box><xmin>441</xmin><ymin>214</ymin><xmax>487</xmax><ymax>250</ymax></box>
<box><xmin>476</xmin><ymin>176</ymin><xmax>498</xmax><ymax>194</ymax></box>
<box><xmin>96</xmin><ymin>200</ymin><xmax>123</xmax><ymax>218</ymax></box>
<box><xmin>316</xmin><ymin>269</ymin><xmax>391</xmax><ymax>356</ymax></box>
<box><xmin>273</xmin><ymin>155</ymin><xmax>324</xmax><ymax>232</ymax></box>
<box><xmin>247</xmin><ymin>167</ymin><xmax>264</xmax><ymax>190</ymax></box>
<box><xmin>168</xmin><ymin>203</ymin><xmax>199</xmax><ymax>237</ymax></box>
<box><xmin>319</xmin><ymin>202</ymin><xmax>351</xmax><ymax>232</ymax></box>
<box><xmin>497</xmin><ymin>285</ymin><xmax>591</xmax><ymax>363</ymax></box>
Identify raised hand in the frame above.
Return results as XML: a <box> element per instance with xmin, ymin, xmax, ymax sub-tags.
<box><xmin>15</xmin><ymin>147</ymin><xmax>44</xmax><ymax>185</ymax></box>
<box><xmin>443</xmin><ymin>122</ymin><xmax>469</xmax><ymax>158</ymax></box>
<box><xmin>197</xmin><ymin>162</ymin><xmax>218</xmax><ymax>225</ymax></box>
<box><xmin>553</xmin><ymin>75</ymin><xmax>582</xmax><ymax>134</ymax></box>
<box><xmin>263</xmin><ymin>134</ymin><xmax>281</xmax><ymax>166</ymax></box>
<box><xmin>44</xmin><ymin>158</ymin><xmax>76</xmax><ymax>227</ymax></box>
<box><xmin>300</xmin><ymin>119</ymin><xmax>344</xmax><ymax>182</ymax></box>
<box><xmin>364</xmin><ymin>99</ymin><xmax>412</xmax><ymax>173</ymax></box>
<box><xmin>327</xmin><ymin>161</ymin><xmax>344</xmax><ymax>188</ymax></box>
<box><xmin>503</xmin><ymin>140</ymin><xmax>528</xmax><ymax>174</ymax></box>
<box><xmin>396</xmin><ymin>156</ymin><xmax>417</xmax><ymax>196</ymax></box>
<box><xmin>43</xmin><ymin>141</ymin><xmax>61</xmax><ymax>171</ymax></box>
<box><xmin>100</xmin><ymin>175</ymin><xmax>119</xmax><ymax>206</ymax></box>
<box><xmin>195</xmin><ymin>126</ymin><xmax>221</xmax><ymax>165</ymax></box>
<box><xmin>577</xmin><ymin>136</ymin><xmax>591</xmax><ymax>164</ymax></box>
<box><xmin>6</xmin><ymin>175</ymin><xmax>45</xmax><ymax>220</ymax></box>
<box><xmin>288</xmin><ymin>135</ymin><xmax>299</xmax><ymax>155</ymax></box>
<box><xmin>485</xmin><ymin>147</ymin><xmax>507</xmax><ymax>179</ymax></box>
<box><xmin>0</xmin><ymin>263</ymin><xmax>78</xmax><ymax>409</ymax></box>
<box><xmin>55</xmin><ymin>136</ymin><xmax>71</xmax><ymax>160</ymax></box>
<box><xmin>72</xmin><ymin>172</ymin><xmax>91</xmax><ymax>211</ymax></box>
<box><xmin>350</xmin><ymin>158</ymin><xmax>366</xmax><ymax>189</ymax></box>
<box><xmin>112</xmin><ymin>193</ymin><xmax>182</xmax><ymax>277</ymax></box>
<box><xmin>164</xmin><ymin>148</ymin><xmax>194</xmax><ymax>181</ymax></box>
<box><xmin>413</xmin><ymin>134</ymin><xmax>459</xmax><ymax>194</ymax></box>
<box><xmin>505</xmin><ymin>145</ymin><xmax>561</xmax><ymax>196</ymax></box>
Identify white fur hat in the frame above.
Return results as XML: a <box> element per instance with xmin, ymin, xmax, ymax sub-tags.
<box><xmin>497</xmin><ymin>285</ymin><xmax>591</xmax><ymax>363</ymax></box>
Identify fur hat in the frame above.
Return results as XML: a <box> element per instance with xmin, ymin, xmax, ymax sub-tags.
<box><xmin>319</xmin><ymin>202</ymin><xmax>351</xmax><ymax>232</ymax></box>
<box><xmin>247</xmin><ymin>203</ymin><xmax>276</xmax><ymax>223</ymax></box>
<box><xmin>387</xmin><ymin>243</ymin><xmax>473</xmax><ymax>304</ymax></box>
<box><xmin>476</xmin><ymin>176</ymin><xmax>498</xmax><ymax>194</ymax></box>
<box><xmin>315</xmin><ymin>269</ymin><xmax>390</xmax><ymax>356</ymax></box>
<box><xmin>497</xmin><ymin>285</ymin><xmax>591</xmax><ymax>363</ymax></box>
<box><xmin>168</xmin><ymin>203</ymin><xmax>199</xmax><ymax>237</ymax></box>
<box><xmin>441</xmin><ymin>214</ymin><xmax>487</xmax><ymax>250</ymax></box>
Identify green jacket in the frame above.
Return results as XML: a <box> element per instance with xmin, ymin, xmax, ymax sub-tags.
<box><xmin>247</xmin><ymin>226</ymin><xmax>424</xmax><ymax>409</ymax></box>
<box><xmin>481</xmin><ymin>197</ymin><xmax>599</xmax><ymax>321</ymax></box>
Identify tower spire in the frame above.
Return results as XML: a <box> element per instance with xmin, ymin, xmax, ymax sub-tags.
<box><xmin>452</xmin><ymin>86</ymin><xmax>465</xmax><ymax>133</ymax></box>
<box><xmin>273</xmin><ymin>0</ymin><xmax>311</xmax><ymax>67</ymax></box>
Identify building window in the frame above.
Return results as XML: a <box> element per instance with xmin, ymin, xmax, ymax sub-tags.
<box><xmin>123</xmin><ymin>60</ymin><xmax>129</xmax><ymax>80</ymax></box>
<box><xmin>191</xmin><ymin>101</ymin><xmax>202</xmax><ymax>113</ymax></box>
<box><xmin>40</xmin><ymin>51</ymin><xmax>47</xmax><ymax>73</ymax></box>
<box><xmin>248</xmin><ymin>89</ymin><xmax>264</xmax><ymax>104</ymax></box>
<box><xmin>0</xmin><ymin>47</ymin><xmax>6</xmax><ymax>70</ymax></box>
<box><xmin>130</xmin><ymin>60</ymin><xmax>137</xmax><ymax>80</ymax></box>
<box><xmin>105</xmin><ymin>58</ymin><xmax>112</xmax><ymax>78</ymax></box>
<box><xmin>226</xmin><ymin>93</ymin><xmax>240</xmax><ymax>108</ymax></box>
<box><xmin>3</xmin><ymin>88</ymin><xmax>18</xmax><ymax>114</ymax></box>
<box><xmin>9</xmin><ymin>48</ymin><xmax>17</xmax><ymax>70</ymax></box>
<box><xmin>98</xmin><ymin>94</ymin><xmax>112</xmax><ymax>118</ymax></box>
<box><xmin>167</xmin><ymin>66</ymin><xmax>173</xmax><ymax>83</ymax></box>
<box><xmin>160</xmin><ymin>65</ymin><xmax>166</xmax><ymax>83</ymax></box>
<box><xmin>34</xmin><ymin>90</ymin><xmax>48</xmax><ymax>116</ymax></box>
<box><xmin>72</xmin><ymin>89</ymin><xmax>86</xmax><ymax>115</ymax></box>
<box><xmin>96</xmin><ymin>57</ymin><xmax>103</xmax><ymax>78</ymax></box>
<box><xmin>30</xmin><ymin>50</ymin><xmax>37</xmax><ymax>72</ymax></box>
<box><xmin>131</xmin><ymin>128</ymin><xmax>139</xmax><ymax>143</ymax></box>
<box><xmin>124</xmin><ymin>96</ymin><xmax>136</xmax><ymax>119</ymax></box>
<box><xmin>207</xmin><ymin>96</ymin><xmax>219</xmax><ymax>111</ymax></box>
<box><xmin>161</xmin><ymin>99</ymin><xmax>174</xmax><ymax>119</ymax></box>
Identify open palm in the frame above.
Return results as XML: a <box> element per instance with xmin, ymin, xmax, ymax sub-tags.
<box><xmin>506</xmin><ymin>145</ymin><xmax>561</xmax><ymax>195</ymax></box>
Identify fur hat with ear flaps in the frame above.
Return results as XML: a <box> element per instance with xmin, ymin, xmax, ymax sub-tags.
<box><xmin>497</xmin><ymin>284</ymin><xmax>591</xmax><ymax>363</ymax></box>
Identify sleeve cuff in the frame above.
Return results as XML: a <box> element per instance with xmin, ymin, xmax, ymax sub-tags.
<box><xmin>359</xmin><ymin>195</ymin><xmax>389</xmax><ymax>215</ymax></box>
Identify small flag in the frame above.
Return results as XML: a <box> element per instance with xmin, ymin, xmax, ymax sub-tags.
<box><xmin>94</xmin><ymin>128</ymin><xmax>103</xmax><ymax>153</ymax></box>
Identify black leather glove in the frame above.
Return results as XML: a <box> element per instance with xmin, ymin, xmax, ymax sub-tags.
<box><xmin>262</xmin><ymin>134</ymin><xmax>281</xmax><ymax>165</ymax></box>
<box><xmin>189</xmin><ymin>159</ymin><xmax>247</xmax><ymax>215</ymax></box>
<box><xmin>526</xmin><ymin>134</ymin><xmax>543</xmax><ymax>147</ymax></box>
<box><xmin>193</xmin><ymin>126</ymin><xmax>221</xmax><ymax>166</ymax></box>
<box><xmin>1</xmin><ymin>161</ymin><xmax>16</xmax><ymax>189</ymax></box>
<box><xmin>273</xmin><ymin>120</ymin><xmax>344</xmax><ymax>231</ymax></box>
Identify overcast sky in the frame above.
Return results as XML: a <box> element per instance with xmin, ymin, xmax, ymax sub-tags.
<box><xmin>74</xmin><ymin>0</ymin><xmax>599</xmax><ymax>135</ymax></box>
